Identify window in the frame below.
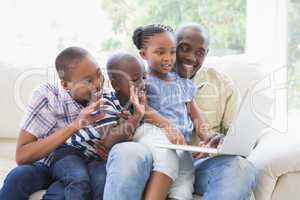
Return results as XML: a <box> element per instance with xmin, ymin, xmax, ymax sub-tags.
<box><xmin>288</xmin><ymin>0</ymin><xmax>300</xmax><ymax>110</ymax></box>
<box><xmin>0</xmin><ymin>0</ymin><xmax>247</xmax><ymax>69</ymax></box>
<box><xmin>100</xmin><ymin>0</ymin><xmax>247</xmax><ymax>56</ymax></box>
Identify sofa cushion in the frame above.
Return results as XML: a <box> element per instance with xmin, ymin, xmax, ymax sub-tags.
<box><xmin>0</xmin><ymin>158</ymin><xmax>16</xmax><ymax>189</ymax></box>
<box><xmin>29</xmin><ymin>190</ymin><xmax>46</xmax><ymax>200</ymax></box>
<box><xmin>271</xmin><ymin>172</ymin><xmax>300</xmax><ymax>200</ymax></box>
<box><xmin>248</xmin><ymin>130</ymin><xmax>300</xmax><ymax>200</ymax></box>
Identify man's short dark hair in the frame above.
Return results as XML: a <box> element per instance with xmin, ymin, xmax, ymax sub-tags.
<box><xmin>175</xmin><ymin>23</ymin><xmax>210</xmax><ymax>45</ymax></box>
<box><xmin>55</xmin><ymin>46</ymin><xmax>89</xmax><ymax>81</ymax></box>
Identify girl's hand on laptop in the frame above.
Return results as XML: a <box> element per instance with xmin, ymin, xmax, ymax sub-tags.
<box><xmin>204</xmin><ymin>133</ymin><xmax>225</xmax><ymax>149</ymax></box>
<box><xmin>165</xmin><ymin>125</ymin><xmax>186</xmax><ymax>145</ymax></box>
<box><xmin>192</xmin><ymin>141</ymin><xmax>209</xmax><ymax>159</ymax></box>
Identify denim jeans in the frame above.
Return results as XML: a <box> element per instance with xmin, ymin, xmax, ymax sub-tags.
<box><xmin>48</xmin><ymin>144</ymin><xmax>107</xmax><ymax>200</ymax></box>
<box><xmin>0</xmin><ymin>162</ymin><xmax>64</xmax><ymax>200</ymax></box>
<box><xmin>194</xmin><ymin>155</ymin><xmax>256</xmax><ymax>200</ymax></box>
<box><xmin>0</xmin><ymin>142</ymin><xmax>153</xmax><ymax>200</ymax></box>
<box><xmin>103</xmin><ymin>142</ymin><xmax>153</xmax><ymax>200</ymax></box>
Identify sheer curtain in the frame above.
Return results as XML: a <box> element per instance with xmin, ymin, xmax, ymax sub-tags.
<box><xmin>246</xmin><ymin>0</ymin><xmax>288</xmax><ymax>133</ymax></box>
<box><xmin>246</xmin><ymin>0</ymin><xmax>287</xmax><ymax>67</ymax></box>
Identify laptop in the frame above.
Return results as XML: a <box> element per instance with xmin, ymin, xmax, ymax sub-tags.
<box><xmin>154</xmin><ymin>89</ymin><xmax>266</xmax><ymax>157</ymax></box>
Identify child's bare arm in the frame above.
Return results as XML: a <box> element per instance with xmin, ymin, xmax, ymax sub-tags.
<box><xmin>144</xmin><ymin>104</ymin><xmax>185</xmax><ymax>144</ymax></box>
<box><xmin>16</xmin><ymin>100</ymin><xmax>105</xmax><ymax>165</ymax></box>
<box><xmin>16</xmin><ymin>124</ymin><xmax>79</xmax><ymax>165</ymax></box>
<box><xmin>187</xmin><ymin>98</ymin><xmax>210</xmax><ymax>141</ymax></box>
<box><xmin>144</xmin><ymin>104</ymin><xmax>172</xmax><ymax>128</ymax></box>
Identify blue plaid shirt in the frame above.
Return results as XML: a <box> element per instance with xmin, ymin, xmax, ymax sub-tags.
<box><xmin>20</xmin><ymin>82</ymin><xmax>120</xmax><ymax>164</ymax></box>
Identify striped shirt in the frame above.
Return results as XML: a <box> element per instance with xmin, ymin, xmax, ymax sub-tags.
<box><xmin>20</xmin><ymin>82</ymin><xmax>122</xmax><ymax>164</ymax></box>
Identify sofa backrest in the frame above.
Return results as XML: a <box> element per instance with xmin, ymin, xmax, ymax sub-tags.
<box><xmin>0</xmin><ymin>55</ymin><xmax>275</xmax><ymax>139</ymax></box>
<box><xmin>0</xmin><ymin>66</ymin><xmax>48</xmax><ymax>139</ymax></box>
<box><xmin>205</xmin><ymin>55</ymin><xmax>283</xmax><ymax>135</ymax></box>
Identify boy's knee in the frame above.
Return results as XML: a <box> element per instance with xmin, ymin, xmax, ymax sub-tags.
<box><xmin>6</xmin><ymin>166</ymin><xmax>32</xmax><ymax>182</ymax></box>
<box><xmin>6</xmin><ymin>165</ymin><xmax>45</xmax><ymax>185</ymax></box>
<box><xmin>223</xmin><ymin>156</ymin><xmax>257</xmax><ymax>192</ymax></box>
<box><xmin>63</xmin><ymin>166</ymin><xmax>90</xmax><ymax>184</ymax></box>
<box><xmin>52</xmin><ymin>156</ymin><xmax>90</xmax><ymax>184</ymax></box>
<box><xmin>1</xmin><ymin>164</ymin><xmax>49</xmax><ymax>197</ymax></box>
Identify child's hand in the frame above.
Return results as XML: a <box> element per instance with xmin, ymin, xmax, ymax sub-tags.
<box><xmin>90</xmin><ymin>90</ymin><xmax>103</xmax><ymax>103</ymax></box>
<box><xmin>165</xmin><ymin>125</ymin><xmax>186</xmax><ymax>145</ymax></box>
<box><xmin>118</xmin><ymin>110</ymin><xmax>131</xmax><ymax>120</ymax></box>
<box><xmin>129</xmin><ymin>85</ymin><xmax>145</xmax><ymax>117</ymax></box>
<box><xmin>72</xmin><ymin>99</ymin><xmax>106</xmax><ymax>130</ymax></box>
<box><xmin>95</xmin><ymin>140</ymin><xmax>109</xmax><ymax>160</ymax></box>
<box><xmin>192</xmin><ymin>141</ymin><xmax>209</xmax><ymax>159</ymax></box>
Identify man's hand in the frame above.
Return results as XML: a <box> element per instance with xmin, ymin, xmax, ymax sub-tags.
<box><xmin>72</xmin><ymin>99</ymin><xmax>106</xmax><ymax>130</ymax></box>
<box><xmin>192</xmin><ymin>133</ymin><xmax>225</xmax><ymax>159</ymax></box>
<box><xmin>204</xmin><ymin>132</ymin><xmax>225</xmax><ymax>148</ymax></box>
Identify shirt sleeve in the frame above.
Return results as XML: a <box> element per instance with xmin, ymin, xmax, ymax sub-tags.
<box><xmin>93</xmin><ymin>97</ymin><xmax>119</xmax><ymax>129</ymax></box>
<box><xmin>220</xmin><ymin>74</ymin><xmax>241</xmax><ymax>134</ymax></box>
<box><xmin>20</xmin><ymin>84</ymin><xmax>57</xmax><ymax>138</ymax></box>
<box><xmin>67</xmin><ymin>93</ymin><xmax>120</xmax><ymax>143</ymax></box>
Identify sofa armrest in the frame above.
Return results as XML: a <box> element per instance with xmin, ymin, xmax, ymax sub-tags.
<box><xmin>248</xmin><ymin>130</ymin><xmax>300</xmax><ymax>200</ymax></box>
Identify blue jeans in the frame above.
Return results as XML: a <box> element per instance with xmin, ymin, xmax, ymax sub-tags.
<box><xmin>0</xmin><ymin>162</ymin><xmax>64</xmax><ymax>200</ymax></box>
<box><xmin>0</xmin><ymin>142</ymin><xmax>152</xmax><ymax>200</ymax></box>
<box><xmin>48</xmin><ymin>145</ymin><xmax>107</xmax><ymax>200</ymax></box>
<box><xmin>103</xmin><ymin>142</ymin><xmax>153</xmax><ymax>200</ymax></box>
<box><xmin>194</xmin><ymin>155</ymin><xmax>256</xmax><ymax>200</ymax></box>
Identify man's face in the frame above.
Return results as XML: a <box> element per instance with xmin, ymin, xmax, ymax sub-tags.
<box><xmin>176</xmin><ymin>28</ymin><xmax>209</xmax><ymax>79</ymax></box>
<box><xmin>63</xmin><ymin>56</ymin><xmax>104</xmax><ymax>106</ymax></box>
<box><xmin>113</xmin><ymin>59</ymin><xmax>146</xmax><ymax>101</ymax></box>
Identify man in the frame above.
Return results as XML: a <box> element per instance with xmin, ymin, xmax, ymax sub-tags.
<box><xmin>174</xmin><ymin>23</ymin><xmax>256</xmax><ymax>200</ymax></box>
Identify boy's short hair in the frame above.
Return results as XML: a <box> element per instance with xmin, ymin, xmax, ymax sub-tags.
<box><xmin>106</xmin><ymin>52</ymin><xmax>142</xmax><ymax>80</ymax></box>
<box><xmin>55</xmin><ymin>46</ymin><xmax>89</xmax><ymax>81</ymax></box>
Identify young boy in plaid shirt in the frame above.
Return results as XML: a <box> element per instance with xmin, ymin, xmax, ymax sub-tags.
<box><xmin>0</xmin><ymin>47</ymin><xmax>152</xmax><ymax>200</ymax></box>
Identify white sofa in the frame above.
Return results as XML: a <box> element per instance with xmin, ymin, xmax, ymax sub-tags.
<box><xmin>1</xmin><ymin>56</ymin><xmax>300</xmax><ymax>200</ymax></box>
